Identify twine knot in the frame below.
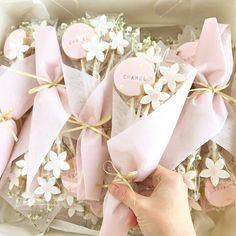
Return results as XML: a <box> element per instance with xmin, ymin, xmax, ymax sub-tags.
<box><xmin>63</xmin><ymin>115</ymin><xmax>111</xmax><ymax>139</ymax></box>
<box><xmin>0</xmin><ymin>108</ymin><xmax>18</xmax><ymax>141</ymax></box>
<box><xmin>1</xmin><ymin>65</ymin><xmax>65</xmax><ymax>94</ymax></box>
<box><xmin>98</xmin><ymin>161</ymin><xmax>138</xmax><ymax>192</ymax></box>
<box><xmin>190</xmin><ymin>81</ymin><xmax>236</xmax><ymax>105</ymax></box>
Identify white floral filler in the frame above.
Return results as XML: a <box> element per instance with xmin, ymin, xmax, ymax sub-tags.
<box><xmin>64</xmin><ymin>195</ymin><xmax>85</xmax><ymax>218</ymax></box>
<box><xmin>8</xmin><ymin>167</ymin><xmax>21</xmax><ymax>191</ymax></box>
<box><xmin>177</xmin><ymin>164</ymin><xmax>196</xmax><ymax>190</ymax></box>
<box><xmin>89</xmin><ymin>14</ymin><xmax>114</xmax><ymax>37</ymax></box>
<box><xmin>109</xmin><ymin>30</ymin><xmax>129</xmax><ymax>55</ymax></box>
<box><xmin>199</xmin><ymin>158</ymin><xmax>230</xmax><ymax>186</ymax></box>
<box><xmin>15</xmin><ymin>153</ymin><xmax>28</xmax><ymax>176</ymax></box>
<box><xmin>136</xmin><ymin>45</ymin><xmax>163</xmax><ymax>68</ymax></box>
<box><xmin>58</xmin><ymin>193</ymin><xmax>100</xmax><ymax>226</ymax></box>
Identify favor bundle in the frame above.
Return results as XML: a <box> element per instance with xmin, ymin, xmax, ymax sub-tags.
<box><xmin>0</xmin><ymin>13</ymin><xmax>235</xmax><ymax>236</ymax></box>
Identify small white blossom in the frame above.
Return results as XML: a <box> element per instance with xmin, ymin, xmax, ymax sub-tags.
<box><xmin>63</xmin><ymin>195</ymin><xmax>85</xmax><ymax>217</ymax></box>
<box><xmin>82</xmin><ymin>35</ymin><xmax>109</xmax><ymax>62</ymax></box>
<box><xmin>200</xmin><ymin>158</ymin><xmax>230</xmax><ymax>187</ymax></box>
<box><xmin>140</xmin><ymin>81</ymin><xmax>170</xmax><ymax>110</ymax></box>
<box><xmin>44</xmin><ymin>151</ymin><xmax>70</xmax><ymax>178</ymax></box>
<box><xmin>8</xmin><ymin>168</ymin><xmax>21</xmax><ymax>190</ymax></box>
<box><xmin>34</xmin><ymin>177</ymin><xmax>61</xmax><ymax>202</ymax></box>
<box><xmin>6</xmin><ymin>38</ymin><xmax>29</xmax><ymax>60</ymax></box>
<box><xmin>136</xmin><ymin>46</ymin><xmax>163</xmax><ymax>67</ymax></box>
<box><xmin>21</xmin><ymin>191</ymin><xmax>35</xmax><ymax>207</ymax></box>
<box><xmin>15</xmin><ymin>154</ymin><xmax>28</xmax><ymax>176</ymax></box>
<box><xmin>68</xmin><ymin>204</ymin><xmax>85</xmax><ymax>218</ymax></box>
<box><xmin>160</xmin><ymin>63</ymin><xmax>186</xmax><ymax>92</ymax></box>
<box><xmin>90</xmin><ymin>15</ymin><xmax>114</xmax><ymax>36</ymax></box>
<box><xmin>84</xmin><ymin>212</ymin><xmax>98</xmax><ymax>225</ymax></box>
<box><xmin>177</xmin><ymin>165</ymin><xmax>196</xmax><ymax>190</ymax></box>
<box><xmin>109</xmin><ymin>31</ymin><xmax>129</xmax><ymax>55</ymax></box>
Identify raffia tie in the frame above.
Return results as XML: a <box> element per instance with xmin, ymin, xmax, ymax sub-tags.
<box><xmin>1</xmin><ymin>65</ymin><xmax>65</xmax><ymax>94</ymax></box>
<box><xmin>63</xmin><ymin>115</ymin><xmax>112</xmax><ymax>139</ymax></box>
<box><xmin>98</xmin><ymin>160</ymin><xmax>138</xmax><ymax>192</ymax></box>
<box><xmin>190</xmin><ymin>81</ymin><xmax>236</xmax><ymax>105</ymax></box>
<box><xmin>0</xmin><ymin>108</ymin><xmax>18</xmax><ymax>142</ymax></box>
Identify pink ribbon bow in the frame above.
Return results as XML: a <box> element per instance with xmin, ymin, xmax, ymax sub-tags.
<box><xmin>0</xmin><ymin>56</ymin><xmax>37</xmax><ymax>178</ymax></box>
<box><xmin>161</xmin><ymin>18</ymin><xmax>234</xmax><ymax>169</ymax></box>
<box><xmin>11</xmin><ymin>26</ymin><xmax>70</xmax><ymax>189</ymax></box>
<box><xmin>100</xmin><ymin>59</ymin><xmax>196</xmax><ymax>235</ymax></box>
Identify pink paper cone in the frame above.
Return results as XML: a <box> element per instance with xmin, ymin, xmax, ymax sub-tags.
<box><xmin>11</xmin><ymin>26</ymin><xmax>70</xmax><ymax>189</ymax></box>
<box><xmin>161</xmin><ymin>18</ymin><xmax>233</xmax><ymax>169</ymax></box>
<box><xmin>0</xmin><ymin>55</ymin><xmax>37</xmax><ymax>178</ymax></box>
<box><xmin>100</xmin><ymin>63</ymin><xmax>196</xmax><ymax>236</ymax></box>
<box><xmin>76</xmin><ymin>71</ymin><xmax>114</xmax><ymax>201</ymax></box>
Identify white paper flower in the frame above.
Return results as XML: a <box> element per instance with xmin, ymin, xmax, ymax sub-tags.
<box><xmin>84</xmin><ymin>213</ymin><xmax>98</xmax><ymax>225</ymax></box>
<box><xmin>160</xmin><ymin>63</ymin><xmax>186</xmax><ymax>92</ymax></box>
<box><xmin>109</xmin><ymin>31</ymin><xmax>129</xmax><ymax>55</ymax></box>
<box><xmin>44</xmin><ymin>151</ymin><xmax>70</xmax><ymax>178</ymax></box>
<box><xmin>82</xmin><ymin>35</ymin><xmax>109</xmax><ymax>62</ymax></box>
<box><xmin>140</xmin><ymin>81</ymin><xmax>170</xmax><ymax>110</ymax></box>
<box><xmin>15</xmin><ymin>154</ymin><xmax>28</xmax><ymax>176</ymax></box>
<box><xmin>90</xmin><ymin>14</ymin><xmax>114</xmax><ymax>36</ymax></box>
<box><xmin>200</xmin><ymin>158</ymin><xmax>230</xmax><ymax>187</ymax></box>
<box><xmin>177</xmin><ymin>165</ymin><xmax>196</xmax><ymax>190</ymax></box>
<box><xmin>21</xmin><ymin>191</ymin><xmax>35</xmax><ymax>207</ymax></box>
<box><xmin>34</xmin><ymin>177</ymin><xmax>61</xmax><ymax>202</ymax></box>
<box><xmin>7</xmin><ymin>38</ymin><xmax>29</xmax><ymax>60</ymax></box>
<box><xmin>8</xmin><ymin>168</ymin><xmax>21</xmax><ymax>190</ymax></box>
<box><xmin>136</xmin><ymin>46</ymin><xmax>163</xmax><ymax>66</ymax></box>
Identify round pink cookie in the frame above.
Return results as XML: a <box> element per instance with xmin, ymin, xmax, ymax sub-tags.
<box><xmin>62</xmin><ymin>23</ymin><xmax>95</xmax><ymax>59</ymax></box>
<box><xmin>177</xmin><ymin>41</ymin><xmax>198</xmax><ymax>63</ymax></box>
<box><xmin>205</xmin><ymin>180</ymin><xmax>236</xmax><ymax>208</ymax></box>
<box><xmin>114</xmin><ymin>57</ymin><xmax>155</xmax><ymax>97</ymax></box>
<box><xmin>4</xmin><ymin>29</ymin><xmax>26</xmax><ymax>60</ymax></box>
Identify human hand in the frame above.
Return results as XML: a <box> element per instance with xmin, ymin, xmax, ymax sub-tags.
<box><xmin>109</xmin><ymin>165</ymin><xmax>196</xmax><ymax>236</ymax></box>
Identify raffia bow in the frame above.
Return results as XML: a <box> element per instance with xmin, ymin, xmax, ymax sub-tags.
<box><xmin>98</xmin><ymin>160</ymin><xmax>138</xmax><ymax>191</ymax></box>
<box><xmin>190</xmin><ymin>81</ymin><xmax>236</xmax><ymax>105</ymax></box>
<box><xmin>0</xmin><ymin>108</ymin><xmax>18</xmax><ymax>142</ymax></box>
<box><xmin>1</xmin><ymin>65</ymin><xmax>65</xmax><ymax>94</ymax></box>
<box><xmin>63</xmin><ymin>115</ymin><xmax>112</xmax><ymax>139</ymax></box>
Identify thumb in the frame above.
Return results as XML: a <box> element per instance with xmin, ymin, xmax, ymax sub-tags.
<box><xmin>108</xmin><ymin>183</ymin><xmax>141</xmax><ymax>211</ymax></box>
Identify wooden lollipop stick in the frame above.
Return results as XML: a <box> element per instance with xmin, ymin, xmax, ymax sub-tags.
<box><xmin>211</xmin><ymin>141</ymin><xmax>218</xmax><ymax>162</ymax></box>
<box><xmin>68</xmin><ymin>136</ymin><xmax>76</xmax><ymax>156</ymax></box>
<box><xmin>80</xmin><ymin>59</ymin><xmax>86</xmax><ymax>72</ymax></box>
<box><xmin>130</xmin><ymin>97</ymin><xmax>135</xmax><ymax>109</ymax></box>
<box><xmin>136</xmin><ymin>103</ymin><xmax>142</xmax><ymax>118</ymax></box>
<box><xmin>92</xmin><ymin>60</ymin><xmax>100</xmax><ymax>80</ymax></box>
<box><xmin>142</xmin><ymin>103</ymin><xmax>150</xmax><ymax>117</ymax></box>
<box><xmin>56</xmin><ymin>136</ymin><xmax>61</xmax><ymax>154</ymax></box>
<box><xmin>104</xmin><ymin>51</ymin><xmax>115</xmax><ymax>80</ymax></box>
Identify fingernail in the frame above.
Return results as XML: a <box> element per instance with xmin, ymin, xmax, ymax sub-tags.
<box><xmin>109</xmin><ymin>184</ymin><xmax>119</xmax><ymax>196</ymax></box>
